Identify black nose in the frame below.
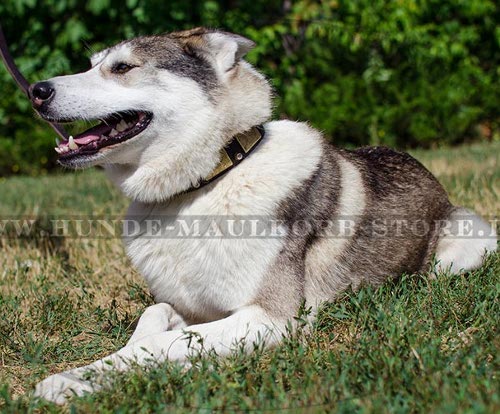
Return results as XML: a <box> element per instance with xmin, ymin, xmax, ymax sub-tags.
<box><xmin>30</xmin><ymin>81</ymin><xmax>55</xmax><ymax>102</ymax></box>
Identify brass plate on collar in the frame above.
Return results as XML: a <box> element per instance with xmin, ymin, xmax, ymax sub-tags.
<box><xmin>205</xmin><ymin>149</ymin><xmax>233</xmax><ymax>181</ymax></box>
<box><xmin>235</xmin><ymin>127</ymin><xmax>261</xmax><ymax>153</ymax></box>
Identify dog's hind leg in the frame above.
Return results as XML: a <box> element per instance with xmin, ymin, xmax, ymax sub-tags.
<box><xmin>435</xmin><ymin>207</ymin><xmax>497</xmax><ymax>274</ymax></box>
<box><xmin>126</xmin><ymin>303</ymin><xmax>186</xmax><ymax>346</ymax></box>
<box><xmin>34</xmin><ymin>305</ymin><xmax>285</xmax><ymax>404</ymax></box>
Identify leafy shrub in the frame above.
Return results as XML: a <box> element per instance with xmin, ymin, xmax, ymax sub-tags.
<box><xmin>0</xmin><ymin>0</ymin><xmax>499</xmax><ymax>176</ymax></box>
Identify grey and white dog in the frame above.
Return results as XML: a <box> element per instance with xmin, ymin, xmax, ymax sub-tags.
<box><xmin>29</xmin><ymin>28</ymin><xmax>497</xmax><ymax>403</ymax></box>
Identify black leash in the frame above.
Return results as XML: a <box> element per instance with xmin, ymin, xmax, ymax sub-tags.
<box><xmin>0</xmin><ymin>22</ymin><xmax>67</xmax><ymax>139</ymax></box>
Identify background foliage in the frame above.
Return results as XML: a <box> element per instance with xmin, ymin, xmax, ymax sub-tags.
<box><xmin>0</xmin><ymin>0</ymin><xmax>499</xmax><ymax>176</ymax></box>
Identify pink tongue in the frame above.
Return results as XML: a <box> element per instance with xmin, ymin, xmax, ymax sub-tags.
<box><xmin>74</xmin><ymin>123</ymin><xmax>112</xmax><ymax>145</ymax></box>
<box><xmin>74</xmin><ymin>135</ymin><xmax>100</xmax><ymax>145</ymax></box>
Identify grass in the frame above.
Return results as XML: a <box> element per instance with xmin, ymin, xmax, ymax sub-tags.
<box><xmin>0</xmin><ymin>141</ymin><xmax>498</xmax><ymax>413</ymax></box>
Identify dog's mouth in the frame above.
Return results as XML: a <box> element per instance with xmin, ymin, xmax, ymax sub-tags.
<box><xmin>55</xmin><ymin>111</ymin><xmax>153</xmax><ymax>159</ymax></box>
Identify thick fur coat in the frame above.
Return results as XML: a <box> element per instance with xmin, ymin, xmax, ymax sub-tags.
<box><xmin>28</xmin><ymin>28</ymin><xmax>497</xmax><ymax>403</ymax></box>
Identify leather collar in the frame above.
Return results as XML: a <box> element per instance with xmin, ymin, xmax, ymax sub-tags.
<box><xmin>186</xmin><ymin>125</ymin><xmax>265</xmax><ymax>193</ymax></box>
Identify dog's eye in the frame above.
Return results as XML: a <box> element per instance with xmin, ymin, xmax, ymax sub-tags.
<box><xmin>111</xmin><ymin>62</ymin><xmax>135</xmax><ymax>74</ymax></box>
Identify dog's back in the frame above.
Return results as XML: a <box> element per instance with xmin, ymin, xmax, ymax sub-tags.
<box><xmin>300</xmin><ymin>144</ymin><xmax>495</xmax><ymax>306</ymax></box>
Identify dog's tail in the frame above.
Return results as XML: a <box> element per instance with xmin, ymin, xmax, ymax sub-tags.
<box><xmin>434</xmin><ymin>206</ymin><xmax>497</xmax><ymax>273</ymax></box>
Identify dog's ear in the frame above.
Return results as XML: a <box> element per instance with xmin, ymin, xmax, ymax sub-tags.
<box><xmin>203</xmin><ymin>31</ymin><xmax>255</xmax><ymax>72</ymax></box>
<box><xmin>178</xmin><ymin>28</ymin><xmax>255</xmax><ymax>73</ymax></box>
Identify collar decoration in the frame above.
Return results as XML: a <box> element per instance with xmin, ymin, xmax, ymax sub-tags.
<box><xmin>188</xmin><ymin>124</ymin><xmax>265</xmax><ymax>192</ymax></box>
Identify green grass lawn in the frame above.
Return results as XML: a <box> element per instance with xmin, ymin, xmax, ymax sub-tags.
<box><xmin>0</xmin><ymin>142</ymin><xmax>498</xmax><ymax>413</ymax></box>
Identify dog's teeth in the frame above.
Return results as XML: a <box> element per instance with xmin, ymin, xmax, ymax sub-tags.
<box><xmin>109</xmin><ymin>129</ymin><xmax>118</xmax><ymax>137</ymax></box>
<box><xmin>55</xmin><ymin>137</ymin><xmax>61</xmax><ymax>146</ymax></box>
<box><xmin>54</xmin><ymin>147</ymin><xmax>62</xmax><ymax>154</ymax></box>
<box><xmin>116</xmin><ymin>120</ymin><xmax>128</xmax><ymax>132</ymax></box>
<box><xmin>68</xmin><ymin>136</ymin><xmax>78</xmax><ymax>150</ymax></box>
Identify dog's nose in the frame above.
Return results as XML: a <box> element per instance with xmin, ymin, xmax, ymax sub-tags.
<box><xmin>30</xmin><ymin>81</ymin><xmax>55</xmax><ymax>106</ymax></box>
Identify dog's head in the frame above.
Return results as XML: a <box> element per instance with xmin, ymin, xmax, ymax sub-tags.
<box><xmin>30</xmin><ymin>28</ymin><xmax>271</xmax><ymax>179</ymax></box>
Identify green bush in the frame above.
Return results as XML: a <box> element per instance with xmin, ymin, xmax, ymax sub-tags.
<box><xmin>0</xmin><ymin>0</ymin><xmax>499</xmax><ymax>176</ymax></box>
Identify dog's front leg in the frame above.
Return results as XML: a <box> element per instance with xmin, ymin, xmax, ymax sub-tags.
<box><xmin>34</xmin><ymin>305</ymin><xmax>284</xmax><ymax>404</ymax></box>
<box><xmin>33</xmin><ymin>302</ymin><xmax>186</xmax><ymax>404</ymax></box>
<box><xmin>127</xmin><ymin>303</ymin><xmax>187</xmax><ymax>346</ymax></box>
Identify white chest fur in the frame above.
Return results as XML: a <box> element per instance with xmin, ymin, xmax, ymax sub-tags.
<box><xmin>123</xmin><ymin>121</ymin><xmax>322</xmax><ymax>322</ymax></box>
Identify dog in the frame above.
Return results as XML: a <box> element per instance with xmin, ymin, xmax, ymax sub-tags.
<box><xmin>28</xmin><ymin>27</ymin><xmax>497</xmax><ymax>403</ymax></box>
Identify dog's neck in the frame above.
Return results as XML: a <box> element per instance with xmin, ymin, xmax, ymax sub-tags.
<box><xmin>104</xmin><ymin>61</ymin><xmax>272</xmax><ymax>203</ymax></box>
<box><xmin>183</xmin><ymin>124</ymin><xmax>265</xmax><ymax>194</ymax></box>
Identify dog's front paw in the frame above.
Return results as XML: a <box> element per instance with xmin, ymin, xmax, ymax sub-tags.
<box><xmin>34</xmin><ymin>372</ymin><xmax>96</xmax><ymax>405</ymax></box>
